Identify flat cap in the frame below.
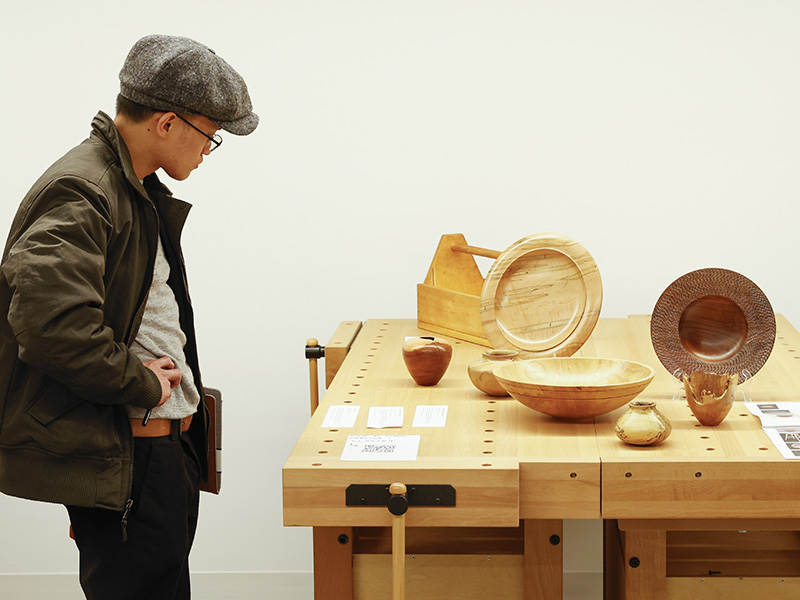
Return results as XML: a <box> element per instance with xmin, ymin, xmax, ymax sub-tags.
<box><xmin>119</xmin><ymin>34</ymin><xmax>258</xmax><ymax>135</ymax></box>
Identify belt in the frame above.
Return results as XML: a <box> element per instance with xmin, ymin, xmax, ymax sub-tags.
<box><xmin>130</xmin><ymin>414</ymin><xmax>193</xmax><ymax>438</ymax></box>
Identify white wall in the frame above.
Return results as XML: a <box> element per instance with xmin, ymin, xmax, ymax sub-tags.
<box><xmin>1</xmin><ymin>0</ymin><xmax>799</xmax><ymax>581</ymax></box>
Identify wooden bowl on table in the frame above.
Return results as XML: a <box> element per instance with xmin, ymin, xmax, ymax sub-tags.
<box><xmin>494</xmin><ymin>358</ymin><xmax>655</xmax><ymax>420</ymax></box>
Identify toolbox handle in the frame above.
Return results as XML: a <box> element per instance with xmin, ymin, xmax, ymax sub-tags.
<box><xmin>450</xmin><ymin>243</ymin><xmax>501</xmax><ymax>260</ymax></box>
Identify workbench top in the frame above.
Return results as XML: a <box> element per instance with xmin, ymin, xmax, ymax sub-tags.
<box><xmin>283</xmin><ymin>316</ymin><xmax>800</xmax><ymax>527</ymax></box>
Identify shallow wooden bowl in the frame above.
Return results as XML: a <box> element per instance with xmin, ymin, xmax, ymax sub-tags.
<box><xmin>494</xmin><ymin>358</ymin><xmax>655</xmax><ymax>420</ymax></box>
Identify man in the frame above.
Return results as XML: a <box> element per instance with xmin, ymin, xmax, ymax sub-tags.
<box><xmin>0</xmin><ymin>35</ymin><xmax>257</xmax><ymax>599</ymax></box>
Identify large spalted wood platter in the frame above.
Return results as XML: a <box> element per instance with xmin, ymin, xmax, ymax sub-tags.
<box><xmin>480</xmin><ymin>233</ymin><xmax>602</xmax><ymax>358</ymax></box>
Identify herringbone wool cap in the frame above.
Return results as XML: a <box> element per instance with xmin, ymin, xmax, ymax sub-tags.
<box><xmin>119</xmin><ymin>34</ymin><xmax>258</xmax><ymax>135</ymax></box>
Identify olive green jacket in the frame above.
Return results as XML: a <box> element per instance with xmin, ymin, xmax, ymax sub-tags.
<box><xmin>0</xmin><ymin>112</ymin><xmax>206</xmax><ymax>510</ymax></box>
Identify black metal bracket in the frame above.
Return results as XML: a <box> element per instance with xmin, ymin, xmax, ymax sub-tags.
<box><xmin>305</xmin><ymin>342</ymin><xmax>325</xmax><ymax>360</ymax></box>
<box><xmin>346</xmin><ymin>484</ymin><xmax>456</xmax><ymax>508</ymax></box>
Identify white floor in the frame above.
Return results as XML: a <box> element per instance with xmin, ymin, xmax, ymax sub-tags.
<box><xmin>0</xmin><ymin>572</ymin><xmax>603</xmax><ymax>599</ymax></box>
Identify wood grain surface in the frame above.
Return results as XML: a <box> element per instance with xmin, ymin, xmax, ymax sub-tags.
<box><xmin>480</xmin><ymin>233</ymin><xmax>602</xmax><ymax>358</ymax></box>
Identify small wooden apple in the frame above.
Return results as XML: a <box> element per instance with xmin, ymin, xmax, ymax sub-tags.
<box><xmin>402</xmin><ymin>336</ymin><xmax>453</xmax><ymax>386</ymax></box>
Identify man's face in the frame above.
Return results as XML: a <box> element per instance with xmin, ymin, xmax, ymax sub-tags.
<box><xmin>161</xmin><ymin>114</ymin><xmax>221</xmax><ymax>181</ymax></box>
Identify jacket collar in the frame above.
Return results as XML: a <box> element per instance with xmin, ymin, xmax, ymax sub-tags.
<box><xmin>90</xmin><ymin>110</ymin><xmax>192</xmax><ymax>238</ymax></box>
<box><xmin>90</xmin><ymin>111</ymin><xmax>153</xmax><ymax>200</ymax></box>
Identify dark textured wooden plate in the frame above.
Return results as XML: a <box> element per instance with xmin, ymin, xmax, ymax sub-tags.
<box><xmin>650</xmin><ymin>268</ymin><xmax>775</xmax><ymax>381</ymax></box>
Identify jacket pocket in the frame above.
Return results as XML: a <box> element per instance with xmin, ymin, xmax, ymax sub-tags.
<box><xmin>25</xmin><ymin>380</ymin><xmax>86</xmax><ymax>426</ymax></box>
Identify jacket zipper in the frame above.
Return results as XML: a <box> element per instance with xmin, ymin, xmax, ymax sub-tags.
<box><xmin>121</xmin><ymin>498</ymin><xmax>134</xmax><ymax>542</ymax></box>
<box><xmin>120</xmin><ymin>200</ymin><xmax>159</xmax><ymax>541</ymax></box>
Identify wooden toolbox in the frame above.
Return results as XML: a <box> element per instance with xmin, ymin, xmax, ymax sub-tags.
<box><xmin>416</xmin><ymin>232</ymin><xmax>603</xmax><ymax>360</ymax></box>
<box><xmin>416</xmin><ymin>233</ymin><xmax>495</xmax><ymax>346</ymax></box>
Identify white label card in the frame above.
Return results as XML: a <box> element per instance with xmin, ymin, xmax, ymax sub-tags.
<box><xmin>367</xmin><ymin>407</ymin><xmax>404</xmax><ymax>429</ymax></box>
<box><xmin>321</xmin><ymin>405</ymin><xmax>360</xmax><ymax>428</ymax></box>
<box><xmin>340</xmin><ymin>435</ymin><xmax>421</xmax><ymax>461</ymax></box>
<box><xmin>412</xmin><ymin>405</ymin><xmax>449</xmax><ymax>428</ymax></box>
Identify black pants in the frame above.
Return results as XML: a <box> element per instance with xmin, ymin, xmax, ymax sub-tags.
<box><xmin>66</xmin><ymin>428</ymin><xmax>200</xmax><ymax>600</ymax></box>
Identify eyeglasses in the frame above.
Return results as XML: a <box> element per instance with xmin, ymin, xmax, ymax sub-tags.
<box><xmin>175</xmin><ymin>114</ymin><xmax>223</xmax><ymax>153</ymax></box>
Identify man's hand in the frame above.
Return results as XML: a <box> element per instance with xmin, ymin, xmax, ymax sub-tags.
<box><xmin>144</xmin><ymin>356</ymin><xmax>182</xmax><ymax>407</ymax></box>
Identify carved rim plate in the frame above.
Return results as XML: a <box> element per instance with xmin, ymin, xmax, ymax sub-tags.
<box><xmin>480</xmin><ymin>233</ymin><xmax>603</xmax><ymax>359</ymax></box>
<box><xmin>650</xmin><ymin>268</ymin><xmax>775</xmax><ymax>381</ymax></box>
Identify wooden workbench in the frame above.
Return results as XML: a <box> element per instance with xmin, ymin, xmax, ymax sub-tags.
<box><xmin>585</xmin><ymin>316</ymin><xmax>800</xmax><ymax>599</ymax></box>
<box><xmin>283</xmin><ymin>316</ymin><xmax>800</xmax><ymax>599</ymax></box>
<box><xmin>284</xmin><ymin>318</ymin><xmax>599</xmax><ymax>599</ymax></box>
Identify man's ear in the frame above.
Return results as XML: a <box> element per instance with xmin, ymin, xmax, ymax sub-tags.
<box><xmin>154</xmin><ymin>112</ymin><xmax>178</xmax><ymax>139</ymax></box>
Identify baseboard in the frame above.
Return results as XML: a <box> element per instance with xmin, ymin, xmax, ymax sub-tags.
<box><xmin>564</xmin><ymin>571</ymin><xmax>604</xmax><ymax>600</ymax></box>
<box><xmin>193</xmin><ymin>572</ymin><xmax>314</xmax><ymax>599</ymax></box>
<box><xmin>0</xmin><ymin>571</ymin><xmax>601</xmax><ymax>599</ymax></box>
<box><xmin>0</xmin><ymin>572</ymin><xmax>314</xmax><ymax>600</ymax></box>
<box><xmin>0</xmin><ymin>574</ymin><xmax>84</xmax><ymax>600</ymax></box>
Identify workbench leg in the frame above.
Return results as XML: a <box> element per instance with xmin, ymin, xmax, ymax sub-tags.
<box><xmin>313</xmin><ymin>526</ymin><xmax>354</xmax><ymax>600</ymax></box>
<box><xmin>603</xmin><ymin>520</ymin><xmax>624</xmax><ymax>600</ymax></box>
<box><xmin>524</xmin><ymin>519</ymin><xmax>563</xmax><ymax>600</ymax></box>
<box><xmin>622</xmin><ymin>528</ymin><xmax>666</xmax><ymax>600</ymax></box>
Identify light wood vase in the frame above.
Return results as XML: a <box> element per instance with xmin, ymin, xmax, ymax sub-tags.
<box><xmin>402</xmin><ymin>336</ymin><xmax>453</xmax><ymax>386</ymax></box>
<box><xmin>614</xmin><ymin>400</ymin><xmax>672</xmax><ymax>446</ymax></box>
<box><xmin>467</xmin><ymin>349</ymin><xmax>518</xmax><ymax>396</ymax></box>
<box><xmin>683</xmin><ymin>371</ymin><xmax>738</xmax><ymax>426</ymax></box>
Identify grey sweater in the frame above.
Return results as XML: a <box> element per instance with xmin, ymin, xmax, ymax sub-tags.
<box><xmin>126</xmin><ymin>236</ymin><xmax>200</xmax><ymax>420</ymax></box>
